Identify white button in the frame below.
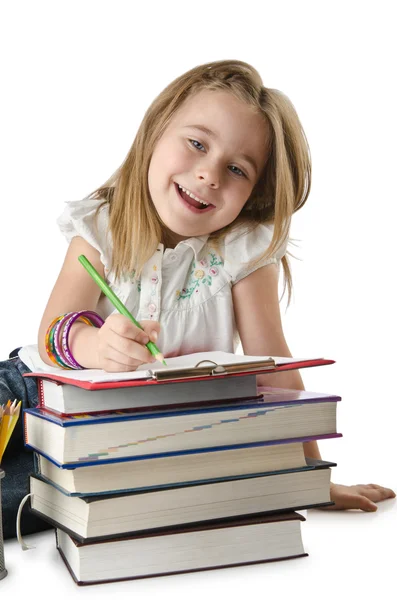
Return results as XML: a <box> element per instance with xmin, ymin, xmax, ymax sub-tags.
<box><xmin>169</xmin><ymin>253</ymin><xmax>177</xmax><ymax>262</ymax></box>
<box><xmin>148</xmin><ymin>303</ymin><xmax>157</xmax><ymax>313</ymax></box>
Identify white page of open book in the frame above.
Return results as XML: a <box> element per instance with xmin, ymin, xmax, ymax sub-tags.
<box><xmin>18</xmin><ymin>344</ymin><xmax>320</xmax><ymax>384</ymax></box>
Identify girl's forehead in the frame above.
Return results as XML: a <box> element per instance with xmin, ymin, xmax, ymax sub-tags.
<box><xmin>173</xmin><ymin>89</ymin><xmax>256</xmax><ymax>121</ymax></box>
<box><xmin>168</xmin><ymin>89</ymin><xmax>269</xmax><ymax>162</ymax></box>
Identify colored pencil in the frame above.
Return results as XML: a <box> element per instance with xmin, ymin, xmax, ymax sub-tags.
<box><xmin>78</xmin><ymin>254</ymin><xmax>166</xmax><ymax>365</ymax></box>
<box><xmin>0</xmin><ymin>400</ymin><xmax>21</xmax><ymax>462</ymax></box>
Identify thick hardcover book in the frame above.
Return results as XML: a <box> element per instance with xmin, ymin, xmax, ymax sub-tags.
<box><xmin>55</xmin><ymin>512</ymin><xmax>308</xmax><ymax>585</ymax></box>
<box><xmin>24</xmin><ymin>388</ymin><xmax>341</xmax><ymax>466</ymax></box>
<box><xmin>29</xmin><ymin>459</ymin><xmax>335</xmax><ymax>542</ymax></box>
<box><xmin>34</xmin><ymin>374</ymin><xmax>260</xmax><ymax>415</ymax></box>
<box><xmin>34</xmin><ymin>442</ymin><xmax>312</xmax><ymax>496</ymax></box>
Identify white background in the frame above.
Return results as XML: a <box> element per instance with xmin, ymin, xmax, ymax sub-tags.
<box><xmin>1</xmin><ymin>1</ymin><xmax>396</xmax><ymax>597</ymax></box>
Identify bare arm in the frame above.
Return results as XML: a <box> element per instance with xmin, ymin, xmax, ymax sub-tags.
<box><xmin>232</xmin><ymin>262</ymin><xmax>396</xmax><ymax>509</ymax></box>
<box><xmin>38</xmin><ymin>236</ymin><xmax>160</xmax><ymax>371</ymax></box>
<box><xmin>38</xmin><ymin>236</ymin><xmax>104</xmax><ymax>368</ymax></box>
<box><xmin>232</xmin><ymin>262</ymin><xmax>321</xmax><ymax>459</ymax></box>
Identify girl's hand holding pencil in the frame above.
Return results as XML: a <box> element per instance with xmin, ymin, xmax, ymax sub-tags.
<box><xmin>95</xmin><ymin>314</ymin><xmax>163</xmax><ymax>373</ymax></box>
<box><xmin>78</xmin><ymin>254</ymin><xmax>166</xmax><ymax>372</ymax></box>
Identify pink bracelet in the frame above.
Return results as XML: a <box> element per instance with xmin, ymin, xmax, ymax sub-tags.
<box><xmin>53</xmin><ymin>312</ymin><xmax>93</xmax><ymax>369</ymax></box>
<box><xmin>45</xmin><ymin>314</ymin><xmax>71</xmax><ymax>368</ymax></box>
<box><xmin>53</xmin><ymin>313</ymin><xmax>76</xmax><ymax>368</ymax></box>
<box><xmin>61</xmin><ymin>310</ymin><xmax>105</xmax><ymax>369</ymax></box>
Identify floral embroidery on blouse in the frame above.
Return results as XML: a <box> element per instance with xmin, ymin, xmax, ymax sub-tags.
<box><xmin>176</xmin><ymin>251</ymin><xmax>224</xmax><ymax>300</ymax></box>
<box><xmin>121</xmin><ymin>269</ymin><xmax>141</xmax><ymax>293</ymax></box>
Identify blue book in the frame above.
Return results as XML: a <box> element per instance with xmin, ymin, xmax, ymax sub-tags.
<box><xmin>29</xmin><ymin>458</ymin><xmax>336</xmax><ymax>543</ymax></box>
<box><xmin>24</xmin><ymin>387</ymin><xmax>341</xmax><ymax>467</ymax></box>
<box><xmin>34</xmin><ymin>444</ymin><xmax>337</xmax><ymax>496</ymax></box>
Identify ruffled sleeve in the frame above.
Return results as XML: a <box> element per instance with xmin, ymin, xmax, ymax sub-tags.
<box><xmin>223</xmin><ymin>223</ymin><xmax>288</xmax><ymax>284</ymax></box>
<box><xmin>56</xmin><ymin>198</ymin><xmax>112</xmax><ymax>276</ymax></box>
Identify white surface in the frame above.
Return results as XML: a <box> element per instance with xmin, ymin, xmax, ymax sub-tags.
<box><xmin>2</xmin><ymin>501</ymin><xmax>396</xmax><ymax>598</ymax></box>
<box><xmin>1</xmin><ymin>1</ymin><xmax>396</xmax><ymax>595</ymax></box>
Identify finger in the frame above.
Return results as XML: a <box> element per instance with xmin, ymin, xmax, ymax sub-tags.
<box><xmin>101</xmin><ymin>327</ymin><xmax>147</xmax><ymax>358</ymax></box>
<box><xmin>106</xmin><ymin>314</ymin><xmax>150</xmax><ymax>346</ymax></box>
<box><xmin>102</xmin><ymin>357</ymin><xmax>142</xmax><ymax>373</ymax></box>
<box><xmin>101</xmin><ymin>328</ymin><xmax>155</xmax><ymax>365</ymax></box>
<box><xmin>103</xmin><ymin>344</ymin><xmax>151</xmax><ymax>369</ymax></box>
<box><xmin>371</xmin><ymin>487</ymin><xmax>396</xmax><ymax>500</ymax></box>
<box><xmin>353</xmin><ymin>495</ymin><xmax>378</xmax><ymax>512</ymax></box>
<box><xmin>140</xmin><ymin>320</ymin><xmax>161</xmax><ymax>343</ymax></box>
<box><xmin>109</xmin><ymin>339</ymin><xmax>154</xmax><ymax>365</ymax></box>
<box><xmin>364</xmin><ymin>484</ymin><xmax>396</xmax><ymax>498</ymax></box>
<box><xmin>330</xmin><ymin>491</ymin><xmax>378</xmax><ymax>512</ymax></box>
<box><xmin>99</xmin><ymin>339</ymin><xmax>146</xmax><ymax>372</ymax></box>
<box><xmin>357</xmin><ymin>484</ymin><xmax>386</xmax><ymax>490</ymax></box>
<box><xmin>356</xmin><ymin>483</ymin><xmax>396</xmax><ymax>502</ymax></box>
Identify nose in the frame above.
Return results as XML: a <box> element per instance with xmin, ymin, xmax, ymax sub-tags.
<box><xmin>195</xmin><ymin>160</ymin><xmax>220</xmax><ymax>189</ymax></box>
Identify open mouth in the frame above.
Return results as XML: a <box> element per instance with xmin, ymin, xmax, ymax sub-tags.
<box><xmin>175</xmin><ymin>183</ymin><xmax>214</xmax><ymax>213</ymax></box>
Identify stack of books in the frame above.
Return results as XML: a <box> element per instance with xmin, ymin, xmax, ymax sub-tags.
<box><xmin>22</xmin><ymin>350</ymin><xmax>340</xmax><ymax>585</ymax></box>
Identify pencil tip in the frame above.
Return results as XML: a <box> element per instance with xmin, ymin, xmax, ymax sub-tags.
<box><xmin>155</xmin><ymin>352</ymin><xmax>167</xmax><ymax>366</ymax></box>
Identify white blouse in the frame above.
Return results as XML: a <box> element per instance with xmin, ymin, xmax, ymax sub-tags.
<box><xmin>55</xmin><ymin>198</ymin><xmax>288</xmax><ymax>358</ymax></box>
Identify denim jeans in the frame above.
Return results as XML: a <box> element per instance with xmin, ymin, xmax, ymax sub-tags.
<box><xmin>0</xmin><ymin>352</ymin><xmax>38</xmax><ymax>444</ymax></box>
<box><xmin>0</xmin><ymin>350</ymin><xmax>51</xmax><ymax>539</ymax></box>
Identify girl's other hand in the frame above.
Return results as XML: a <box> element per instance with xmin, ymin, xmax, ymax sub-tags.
<box><xmin>324</xmin><ymin>482</ymin><xmax>396</xmax><ymax>511</ymax></box>
<box><xmin>97</xmin><ymin>314</ymin><xmax>161</xmax><ymax>372</ymax></box>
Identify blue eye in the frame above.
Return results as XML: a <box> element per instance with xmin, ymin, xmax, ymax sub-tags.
<box><xmin>189</xmin><ymin>139</ymin><xmax>247</xmax><ymax>178</ymax></box>
<box><xmin>228</xmin><ymin>165</ymin><xmax>246</xmax><ymax>178</ymax></box>
<box><xmin>189</xmin><ymin>139</ymin><xmax>205</xmax><ymax>151</ymax></box>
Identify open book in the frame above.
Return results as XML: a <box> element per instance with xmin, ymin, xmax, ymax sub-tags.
<box><xmin>20</xmin><ymin>344</ymin><xmax>334</xmax><ymax>386</ymax></box>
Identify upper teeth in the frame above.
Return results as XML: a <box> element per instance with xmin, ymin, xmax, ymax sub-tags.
<box><xmin>178</xmin><ymin>185</ymin><xmax>209</xmax><ymax>206</ymax></box>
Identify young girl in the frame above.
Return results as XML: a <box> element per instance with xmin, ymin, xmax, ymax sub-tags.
<box><xmin>1</xmin><ymin>60</ymin><xmax>394</xmax><ymax>538</ymax></box>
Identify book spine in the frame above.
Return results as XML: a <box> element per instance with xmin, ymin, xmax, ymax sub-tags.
<box><xmin>23</xmin><ymin>412</ymin><xmax>29</xmax><ymax>446</ymax></box>
<box><xmin>33</xmin><ymin>452</ymin><xmax>42</xmax><ymax>475</ymax></box>
<box><xmin>37</xmin><ymin>379</ymin><xmax>45</xmax><ymax>408</ymax></box>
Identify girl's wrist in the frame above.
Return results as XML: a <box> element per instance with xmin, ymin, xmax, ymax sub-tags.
<box><xmin>67</xmin><ymin>321</ymin><xmax>102</xmax><ymax>369</ymax></box>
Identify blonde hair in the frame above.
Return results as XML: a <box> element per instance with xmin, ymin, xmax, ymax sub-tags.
<box><xmin>91</xmin><ymin>59</ymin><xmax>311</xmax><ymax>302</ymax></box>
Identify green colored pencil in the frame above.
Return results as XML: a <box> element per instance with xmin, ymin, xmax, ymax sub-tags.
<box><xmin>78</xmin><ymin>255</ymin><xmax>166</xmax><ymax>365</ymax></box>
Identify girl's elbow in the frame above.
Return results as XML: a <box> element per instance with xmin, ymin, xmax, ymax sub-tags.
<box><xmin>37</xmin><ymin>326</ymin><xmax>52</xmax><ymax>367</ymax></box>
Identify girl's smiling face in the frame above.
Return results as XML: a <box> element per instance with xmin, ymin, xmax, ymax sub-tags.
<box><xmin>148</xmin><ymin>89</ymin><xmax>270</xmax><ymax>245</ymax></box>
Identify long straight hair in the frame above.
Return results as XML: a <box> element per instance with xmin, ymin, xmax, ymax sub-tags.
<box><xmin>90</xmin><ymin>60</ymin><xmax>311</xmax><ymax>301</ymax></box>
